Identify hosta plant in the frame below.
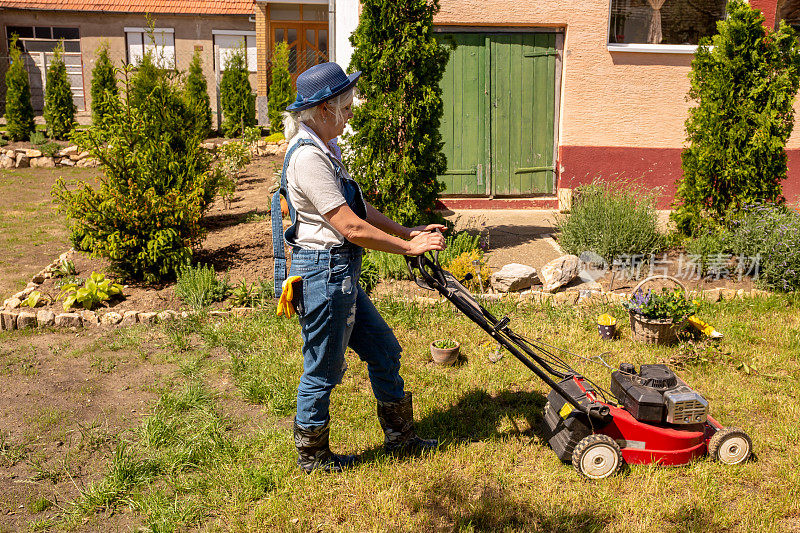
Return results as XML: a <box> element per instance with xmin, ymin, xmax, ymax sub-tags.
<box><xmin>58</xmin><ymin>271</ymin><xmax>123</xmax><ymax>311</ymax></box>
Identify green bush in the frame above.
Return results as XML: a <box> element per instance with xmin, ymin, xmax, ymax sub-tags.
<box><xmin>58</xmin><ymin>271</ymin><xmax>123</xmax><ymax>311</ymax></box>
<box><xmin>90</xmin><ymin>43</ymin><xmax>119</xmax><ymax>126</ymax></box>
<box><xmin>673</xmin><ymin>0</ymin><xmax>800</xmax><ymax>235</ymax></box>
<box><xmin>174</xmin><ymin>264</ymin><xmax>230</xmax><ymax>310</ymax></box>
<box><xmin>264</xmin><ymin>132</ymin><xmax>284</xmax><ymax>143</ymax></box>
<box><xmin>268</xmin><ymin>41</ymin><xmax>293</xmax><ymax>135</ymax></box>
<box><xmin>219</xmin><ymin>45</ymin><xmax>255</xmax><ymax>137</ymax></box>
<box><xmin>40</xmin><ymin>141</ymin><xmax>60</xmax><ymax>157</ymax></box>
<box><xmin>346</xmin><ymin>0</ymin><xmax>449</xmax><ymax>226</ymax></box>
<box><xmin>53</xmin><ymin>62</ymin><xmax>218</xmax><ymax>283</ymax></box>
<box><xmin>229</xmin><ymin>279</ymin><xmax>273</xmax><ymax>308</ymax></box>
<box><xmin>439</xmin><ymin>231</ymin><xmax>482</xmax><ymax>268</ymax></box>
<box><xmin>557</xmin><ymin>182</ymin><xmax>664</xmax><ymax>266</ymax></box>
<box><xmin>358</xmin><ymin>254</ymin><xmax>380</xmax><ymax>295</ymax></box>
<box><xmin>127</xmin><ymin>52</ymin><xmax>159</xmax><ymax>110</ymax></box>
<box><xmin>44</xmin><ymin>43</ymin><xmax>77</xmax><ymax>140</ymax></box>
<box><xmin>728</xmin><ymin>203</ymin><xmax>800</xmax><ymax>291</ymax></box>
<box><xmin>30</xmin><ymin>131</ymin><xmax>47</xmax><ymax>146</ymax></box>
<box><xmin>184</xmin><ymin>49</ymin><xmax>212</xmax><ymax>139</ymax></box>
<box><xmin>684</xmin><ymin>228</ymin><xmax>732</xmax><ymax>277</ymax></box>
<box><xmin>4</xmin><ymin>35</ymin><xmax>35</xmax><ymax>141</ymax></box>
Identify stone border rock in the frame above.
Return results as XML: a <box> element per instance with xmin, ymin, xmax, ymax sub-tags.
<box><xmin>0</xmin><ymin>138</ymin><xmax>288</xmax><ymax>170</ymax></box>
<box><xmin>0</xmin><ymin>248</ymin><xmax>263</xmax><ymax>332</ymax></box>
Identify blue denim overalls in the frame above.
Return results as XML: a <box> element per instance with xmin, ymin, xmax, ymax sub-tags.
<box><xmin>271</xmin><ymin>138</ymin><xmax>405</xmax><ymax>429</ymax></box>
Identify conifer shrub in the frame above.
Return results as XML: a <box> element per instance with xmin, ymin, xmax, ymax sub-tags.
<box><xmin>44</xmin><ymin>43</ymin><xmax>77</xmax><ymax>140</ymax></box>
<box><xmin>672</xmin><ymin>0</ymin><xmax>800</xmax><ymax>235</ymax></box>
<box><xmin>219</xmin><ymin>45</ymin><xmax>255</xmax><ymax>137</ymax></box>
<box><xmin>4</xmin><ymin>35</ymin><xmax>35</xmax><ymax>141</ymax></box>
<box><xmin>268</xmin><ymin>41</ymin><xmax>293</xmax><ymax>135</ymax></box>
<box><xmin>127</xmin><ymin>52</ymin><xmax>159</xmax><ymax>111</ymax></box>
<box><xmin>53</xmin><ymin>63</ymin><xmax>219</xmax><ymax>283</ymax></box>
<box><xmin>346</xmin><ymin>0</ymin><xmax>449</xmax><ymax>226</ymax></box>
<box><xmin>184</xmin><ymin>49</ymin><xmax>212</xmax><ymax>139</ymax></box>
<box><xmin>90</xmin><ymin>43</ymin><xmax>119</xmax><ymax>126</ymax></box>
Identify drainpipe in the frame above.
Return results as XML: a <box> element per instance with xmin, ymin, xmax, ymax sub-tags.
<box><xmin>329</xmin><ymin>0</ymin><xmax>336</xmax><ymax>64</ymax></box>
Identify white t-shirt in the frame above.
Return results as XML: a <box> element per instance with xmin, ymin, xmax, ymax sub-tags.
<box><xmin>285</xmin><ymin>124</ymin><xmax>360</xmax><ymax>249</ymax></box>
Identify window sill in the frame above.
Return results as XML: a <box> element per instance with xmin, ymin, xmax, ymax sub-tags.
<box><xmin>607</xmin><ymin>43</ymin><xmax>699</xmax><ymax>54</ymax></box>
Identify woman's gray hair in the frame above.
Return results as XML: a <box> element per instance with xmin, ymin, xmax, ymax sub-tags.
<box><xmin>282</xmin><ymin>88</ymin><xmax>354</xmax><ymax>140</ymax></box>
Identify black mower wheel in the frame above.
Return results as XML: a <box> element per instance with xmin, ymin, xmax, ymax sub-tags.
<box><xmin>708</xmin><ymin>427</ymin><xmax>752</xmax><ymax>465</ymax></box>
<box><xmin>572</xmin><ymin>434</ymin><xmax>623</xmax><ymax>480</ymax></box>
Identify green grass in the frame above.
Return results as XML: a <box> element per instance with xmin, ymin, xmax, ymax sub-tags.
<box><xmin>15</xmin><ymin>293</ymin><xmax>800</xmax><ymax>531</ymax></box>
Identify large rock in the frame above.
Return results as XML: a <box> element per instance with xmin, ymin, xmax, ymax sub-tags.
<box><xmin>59</xmin><ymin>158</ymin><xmax>75</xmax><ymax>167</ymax></box>
<box><xmin>121</xmin><ymin>311</ymin><xmax>139</xmax><ymax>325</ymax></box>
<box><xmin>57</xmin><ymin>145</ymin><xmax>78</xmax><ymax>157</ymax></box>
<box><xmin>1</xmin><ymin>311</ymin><xmax>18</xmax><ymax>330</ymax></box>
<box><xmin>81</xmin><ymin>310</ymin><xmax>99</xmax><ymax>327</ymax></box>
<box><xmin>16</xmin><ymin>311</ymin><xmax>37</xmax><ymax>329</ymax></box>
<box><xmin>540</xmin><ymin>254</ymin><xmax>580</xmax><ymax>293</ymax></box>
<box><xmin>15</xmin><ymin>153</ymin><xmax>29</xmax><ymax>168</ymax></box>
<box><xmin>4</xmin><ymin>297</ymin><xmax>21</xmax><ymax>309</ymax></box>
<box><xmin>0</xmin><ymin>154</ymin><xmax>14</xmax><ymax>169</ymax></box>
<box><xmin>490</xmin><ymin>263</ymin><xmax>538</xmax><ymax>293</ymax></box>
<box><xmin>138</xmin><ymin>312</ymin><xmax>157</xmax><ymax>324</ymax></box>
<box><xmin>30</xmin><ymin>156</ymin><xmax>55</xmax><ymax>168</ymax></box>
<box><xmin>25</xmin><ymin>149</ymin><xmax>42</xmax><ymax>158</ymax></box>
<box><xmin>37</xmin><ymin>309</ymin><xmax>56</xmax><ymax>327</ymax></box>
<box><xmin>55</xmin><ymin>313</ymin><xmax>82</xmax><ymax>328</ymax></box>
<box><xmin>100</xmin><ymin>312</ymin><xmax>123</xmax><ymax>326</ymax></box>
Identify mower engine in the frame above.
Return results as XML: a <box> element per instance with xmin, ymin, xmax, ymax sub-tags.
<box><xmin>610</xmin><ymin>363</ymin><xmax>709</xmax><ymax>425</ymax></box>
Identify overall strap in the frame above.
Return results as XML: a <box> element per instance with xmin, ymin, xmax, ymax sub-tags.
<box><xmin>272</xmin><ymin>138</ymin><xmax>317</xmax><ymax>296</ymax></box>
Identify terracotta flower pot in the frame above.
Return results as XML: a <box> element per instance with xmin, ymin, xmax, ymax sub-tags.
<box><xmin>430</xmin><ymin>340</ymin><xmax>460</xmax><ymax>366</ymax></box>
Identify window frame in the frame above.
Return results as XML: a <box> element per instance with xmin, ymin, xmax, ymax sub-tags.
<box><xmin>212</xmin><ymin>29</ymin><xmax>257</xmax><ymax>72</ymax></box>
<box><xmin>605</xmin><ymin>0</ymin><xmax>724</xmax><ymax>54</ymax></box>
<box><xmin>124</xmin><ymin>26</ymin><xmax>175</xmax><ymax>68</ymax></box>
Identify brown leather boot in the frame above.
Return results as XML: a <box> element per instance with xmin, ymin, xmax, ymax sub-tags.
<box><xmin>293</xmin><ymin>418</ymin><xmax>358</xmax><ymax>473</ymax></box>
<box><xmin>377</xmin><ymin>393</ymin><xmax>438</xmax><ymax>456</ymax></box>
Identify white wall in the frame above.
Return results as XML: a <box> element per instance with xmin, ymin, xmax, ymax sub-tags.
<box><xmin>333</xmin><ymin>0</ymin><xmax>359</xmax><ymax>70</ymax></box>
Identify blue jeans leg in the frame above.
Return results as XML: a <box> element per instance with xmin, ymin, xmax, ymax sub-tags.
<box><xmin>293</xmin><ymin>252</ymin><xmax>358</xmax><ymax>429</ymax></box>
<box><xmin>348</xmin><ymin>286</ymin><xmax>405</xmax><ymax>402</ymax></box>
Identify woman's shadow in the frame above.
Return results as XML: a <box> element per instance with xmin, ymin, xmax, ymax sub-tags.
<box><xmin>358</xmin><ymin>388</ymin><xmax>549</xmax><ymax>461</ymax></box>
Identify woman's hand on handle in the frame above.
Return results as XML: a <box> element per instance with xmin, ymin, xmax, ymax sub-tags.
<box><xmin>405</xmin><ymin>229</ymin><xmax>446</xmax><ymax>256</ymax></box>
<box><xmin>408</xmin><ymin>224</ymin><xmax>448</xmax><ymax>238</ymax></box>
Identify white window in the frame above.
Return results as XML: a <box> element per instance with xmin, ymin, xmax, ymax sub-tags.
<box><xmin>213</xmin><ymin>30</ymin><xmax>257</xmax><ymax>72</ymax></box>
<box><xmin>608</xmin><ymin>0</ymin><xmax>726</xmax><ymax>51</ymax></box>
<box><xmin>125</xmin><ymin>27</ymin><xmax>175</xmax><ymax>68</ymax></box>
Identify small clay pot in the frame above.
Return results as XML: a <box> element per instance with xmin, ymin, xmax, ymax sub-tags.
<box><xmin>430</xmin><ymin>341</ymin><xmax>460</xmax><ymax>366</ymax></box>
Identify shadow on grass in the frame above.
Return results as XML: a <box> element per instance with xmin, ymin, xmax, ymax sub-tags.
<box><xmin>357</xmin><ymin>388</ymin><xmax>548</xmax><ymax>462</ymax></box>
<box><xmin>406</xmin><ymin>473</ymin><xmax>609</xmax><ymax>532</ymax></box>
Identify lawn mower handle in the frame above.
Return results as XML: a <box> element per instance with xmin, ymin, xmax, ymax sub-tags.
<box><xmin>404</xmin><ymin>248</ymin><xmax>611</xmax><ymax>424</ymax></box>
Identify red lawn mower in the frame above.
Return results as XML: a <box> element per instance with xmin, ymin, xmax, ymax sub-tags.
<box><xmin>405</xmin><ymin>251</ymin><xmax>753</xmax><ymax>479</ymax></box>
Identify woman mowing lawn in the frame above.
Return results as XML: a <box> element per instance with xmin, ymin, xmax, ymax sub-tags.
<box><xmin>272</xmin><ymin>62</ymin><xmax>446</xmax><ymax>473</ymax></box>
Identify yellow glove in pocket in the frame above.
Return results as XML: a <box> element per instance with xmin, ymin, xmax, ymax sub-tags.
<box><xmin>277</xmin><ymin>276</ymin><xmax>303</xmax><ymax>318</ymax></box>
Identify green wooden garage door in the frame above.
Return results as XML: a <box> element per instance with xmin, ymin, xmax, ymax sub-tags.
<box><xmin>438</xmin><ymin>32</ymin><xmax>558</xmax><ymax>196</ymax></box>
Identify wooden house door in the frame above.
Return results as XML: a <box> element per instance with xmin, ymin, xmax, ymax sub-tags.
<box><xmin>437</xmin><ymin>32</ymin><xmax>560</xmax><ymax>196</ymax></box>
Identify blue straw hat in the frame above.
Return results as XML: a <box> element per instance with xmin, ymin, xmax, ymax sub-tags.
<box><xmin>286</xmin><ymin>62</ymin><xmax>361</xmax><ymax>112</ymax></box>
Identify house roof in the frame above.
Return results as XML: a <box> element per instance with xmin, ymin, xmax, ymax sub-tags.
<box><xmin>0</xmin><ymin>0</ymin><xmax>254</xmax><ymax>15</ymax></box>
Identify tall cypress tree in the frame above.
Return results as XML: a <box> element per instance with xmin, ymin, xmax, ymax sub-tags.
<box><xmin>219</xmin><ymin>44</ymin><xmax>255</xmax><ymax>137</ymax></box>
<box><xmin>672</xmin><ymin>0</ymin><xmax>800</xmax><ymax>235</ymax></box>
<box><xmin>90</xmin><ymin>42</ymin><xmax>118</xmax><ymax>126</ymax></box>
<box><xmin>44</xmin><ymin>42</ymin><xmax>77</xmax><ymax>140</ymax></box>
<box><xmin>184</xmin><ymin>49</ymin><xmax>212</xmax><ymax>138</ymax></box>
<box><xmin>345</xmin><ymin>0</ymin><xmax>449</xmax><ymax>226</ymax></box>
<box><xmin>268</xmin><ymin>41</ymin><xmax>293</xmax><ymax>135</ymax></box>
<box><xmin>4</xmin><ymin>35</ymin><xmax>35</xmax><ymax>141</ymax></box>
